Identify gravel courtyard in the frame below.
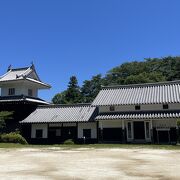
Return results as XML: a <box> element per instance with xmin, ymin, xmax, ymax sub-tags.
<box><xmin>0</xmin><ymin>147</ymin><xmax>180</xmax><ymax>180</ymax></box>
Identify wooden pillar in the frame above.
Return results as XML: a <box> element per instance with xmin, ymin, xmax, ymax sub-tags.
<box><xmin>176</xmin><ymin>127</ymin><xmax>179</xmax><ymax>144</ymax></box>
<box><xmin>150</xmin><ymin>120</ymin><xmax>154</xmax><ymax>144</ymax></box>
<box><xmin>47</xmin><ymin>123</ymin><xmax>49</xmax><ymax>139</ymax></box>
<box><xmin>122</xmin><ymin>120</ymin><xmax>126</xmax><ymax>143</ymax></box>
<box><xmin>99</xmin><ymin>121</ymin><xmax>103</xmax><ymax>142</ymax></box>
<box><xmin>157</xmin><ymin>129</ymin><xmax>159</xmax><ymax>144</ymax></box>
<box><xmin>168</xmin><ymin>130</ymin><xmax>170</xmax><ymax>144</ymax></box>
<box><xmin>96</xmin><ymin>121</ymin><xmax>99</xmax><ymax>143</ymax></box>
<box><xmin>76</xmin><ymin>122</ymin><xmax>78</xmax><ymax>143</ymax></box>
<box><xmin>62</xmin><ymin>123</ymin><xmax>64</xmax><ymax>141</ymax></box>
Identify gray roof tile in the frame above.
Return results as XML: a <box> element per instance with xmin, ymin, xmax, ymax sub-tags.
<box><xmin>0</xmin><ymin>67</ymin><xmax>31</xmax><ymax>81</ymax></box>
<box><xmin>92</xmin><ymin>81</ymin><xmax>180</xmax><ymax>106</ymax></box>
<box><xmin>21</xmin><ymin>104</ymin><xmax>97</xmax><ymax>123</ymax></box>
<box><xmin>96</xmin><ymin>111</ymin><xmax>180</xmax><ymax>120</ymax></box>
<box><xmin>0</xmin><ymin>66</ymin><xmax>51</xmax><ymax>88</ymax></box>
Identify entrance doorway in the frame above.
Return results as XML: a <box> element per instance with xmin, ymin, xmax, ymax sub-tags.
<box><xmin>103</xmin><ymin>128</ymin><xmax>122</xmax><ymax>142</ymax></box>
<box><xmin>133</xmin><ymin>121</ymin><xmax>145</xmax><ymax>140</ymax></box>
<box><xmin>157</xmin><ymin>129</ymin><xmax>170</xmax><ymax>144</ymax></box>
<box><xmin>62</xmin><ymin>127</ymin><xmax>77</xmax><ymax>141</ymax></box>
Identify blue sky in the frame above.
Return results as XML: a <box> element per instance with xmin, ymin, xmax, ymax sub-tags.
<box><xmin>0</xmin><ymin>0</ymin><xmax>180</xmax><ymax>102</ymax></box>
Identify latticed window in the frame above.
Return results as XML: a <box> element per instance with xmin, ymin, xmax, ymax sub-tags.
<box><xmin>135</xmin><ymin>105</ymin><xmax>140</xmax><ymax>110</ymax></box>
<box><xmin>36</xmin><ymin>129</ymin><xmax>43</xmax><ymax>138</ymax></box>
<box><xmin>8</xmin><ymin>88</ymin><xmax>15</xmax><ymax>95</ymax></box>
<box><xmin>28</xmin><ymin>89</ymin><xmax>33</xmax><ymax>96</ymax></box>
<box><xmin>163</xmin><ymin>104</ymin><xmax>169</xmax><ymax>109</ymax></box>
<box><xmin>109</xmin><ymin>106</ymin><xmax>115</xmax><ymax>111</ymax></box>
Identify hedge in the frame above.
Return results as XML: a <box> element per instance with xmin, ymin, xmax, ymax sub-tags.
<box><xmin>63</xmin><ymin>139</ymin><xmax>75</xmax><ymax>145</ymax></box>
<box><xmin>0</xmin><ymin>132</ymin><xmax>28</xmax><ymax>145</ymax></box>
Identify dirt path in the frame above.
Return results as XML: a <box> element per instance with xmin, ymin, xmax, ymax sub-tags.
<box><xmin>0</xmin><ymin>148</ymin><xmax>179</xmax><ymax>180</ymax></box>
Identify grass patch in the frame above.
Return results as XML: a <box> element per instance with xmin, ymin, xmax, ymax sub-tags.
<box><xmin>0</xmin><ymin>143</ymin><xmax>26</xmax><ymax>148</ymax></box>
<box><xmin>0</xmin><ymin>143</ymin><xmax>180</xmax><ymax>150</ymax></box>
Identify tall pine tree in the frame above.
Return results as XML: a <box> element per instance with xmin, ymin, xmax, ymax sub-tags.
<box><xmin>65</xmin><ymin>76</ymin><xmax>82</xmax><ymax>104</ymax></box>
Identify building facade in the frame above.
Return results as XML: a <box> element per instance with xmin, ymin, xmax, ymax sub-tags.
<box><xmin>21</xmin><ymin>80</ymin><xmax>180</xmax><ymax>144</ymax></box>
<box><xmin>0</xmin><ymin>65</ymin><xmax>51</xmax><ymax>132</ymax></box>
<box><xmin>21</xmin><ymin>104</ymin><xmax>98</xmax><ymax>144</ymax></box>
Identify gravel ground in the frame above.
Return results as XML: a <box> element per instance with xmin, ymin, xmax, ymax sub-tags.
<box><xmin>0</xmin><ymin>147</ymin><xmax>179</xmax><ymax>180</ymax></box>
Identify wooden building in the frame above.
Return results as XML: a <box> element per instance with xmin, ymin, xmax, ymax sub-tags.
<box><xmin>20</xmin><ymin>104</ymin><xmax>98</xmax><ymax>144</ymax></box>
<box><xmin>0</xmin><ymin>65</ymin><xmax>51</xmax><ymax>132</ymax></box>
<box><xmin>21</xmin><ymin>80</ymin><xmax>180</xmax><ymax>144</ymax></box>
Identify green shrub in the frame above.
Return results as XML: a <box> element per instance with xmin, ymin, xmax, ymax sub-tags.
<box><xmin>63</xmin><ymin>139</ymin><xmax>75</xmax><ymax>145</ymax></box>
<box><xmin>177</xmin><ymin>119</ymin><xmax>180</xmax><ymax>127</ymax></box>
<box><xmin>0</xmin><ymin>132</ymin><xmax>28</xmax><ymax>145</ymax></box>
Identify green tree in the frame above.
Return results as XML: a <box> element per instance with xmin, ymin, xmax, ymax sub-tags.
<box><xmin>124</xmin><ymin>72</ymin><xmax>166</xmax><ymax>84</ymax></box>
<box><xmin>51</xmin><ymin>56</ymin><xmax>180</xmax><ymax>104</ymax></box>
<box><xmin>0</xmin><ymin>111</ymin><xmax>13</xmax><ymax>133</ymax></box>
<box><xmin>65</xmin><ymin>76</ymin><xmax>82</xmax><ymax>104</ymax></box>
<box><xmin>81</xmin><ymin>74</ymin><xmax>102</xmax><ymax>103</ymax></box>
<box><xmin>52</xmin><ymin>76</ymin><xmax>82</xmax><ymax>104</ymax></box>
<box><xmin>52</xmin><ymin>91</ymin><xmax>67</xmax><ymax>104</ymax></box>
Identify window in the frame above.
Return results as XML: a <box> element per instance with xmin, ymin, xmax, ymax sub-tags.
<box><xmin>83</xmin><ymin>129</ymin><xmax>91</xmax><ymax>138</ymax></box>
<box><xmin>56</xmin><ymin>129</ymin><xmax>61</xmax><ymax>136</ymax></box>
<box><xmin>36</xmin><ymin>129</ymin><xmax>43</xmax><ymax>138</ymax></box>
<box><xmin>28</xmin><ymin>89</ymin><xmax>33</xmax><ymax>96</ymax></box>
<box><xmin>110</xmin><ymin>106</ymin><xmax>115</xmax><ymax>111</ymax></box>
<box><xmin>163</xmin><ymin>104</ymin><xmax>169</xmax><ymax>109</ymax></box>
<box><xmin>8</xmin><ymin>88</ymin><xmax>15</xmax><ymax>95</ymax></box>
<box><xmin>49</xmin><ymin>128</ymin><xmax>61</xmax><ymax>137</ymax></box>
<box><xmin>135</xmin><ymin>105</ymin><xmax>140</xmax><ymax>110</ymax></box>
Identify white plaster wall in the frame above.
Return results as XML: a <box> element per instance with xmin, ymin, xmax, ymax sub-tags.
<box><xmin>49</xmin><ymin>123</ymin><xmax>62</xmax><ymax>127</ymax></box>
<box><xmin>25</xmin><ymin>87</ymin><xmax>38</xmax><ymax>97</ymax></box>
<box><xmin>141</xmin><ymin>104</ymin><xmax>163</xmax><ymax>111</ymax></box>
<box><xmin>78</xmin><ymin>122</ymin><xmax>97</xmax><ymax>139</ymax></box>
<box><xmin>99</xmin><ymin>105</ymin><xmax>134</xmax><ymax>113</ymax></box>
<box><xmin>152</xmin><ymin>119</ymin><xmax>177</xmax><ymax>128</ymax></box>
<box><xmin>1</xmin><ymin>84</ymin><xmax>38</xmax><ymax>97</ymax></box>
<box><xmin>99</xmin><ymin>103</ymin><xmax>180</xmax><ymax>113</ymax></box>
<box><xmin>1</xmin><ymin>85</ymin><xmax>24</xmax><ymax>96</ymax></box>
<box><xmin>1</xmin><ymin>87</ymin><xmax>8</xmax><ymax>96</ymax></box>
<box><xmin>31</xmin><ymin>124</ymin><xmax>48</xmax><ymax>138</ymax></box>
<box><xmin>99</xmin><ymin>120</ymin><xmax>122</xmax><ymax>128</ymax></box>
<box><xmin>169</xmin><ymin>103</ymin><xmax>180</xmax><ymax>110</ymax></box>
<box><xmin>63</xmin><ymin>123</ymin><xmax>76</xmax><ymax>127</ymax></box>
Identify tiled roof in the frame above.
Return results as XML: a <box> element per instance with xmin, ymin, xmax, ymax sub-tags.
<box><xmin>92</xmin><ymin>80</ymin><xmax>180</xmax><ymax>106</ymax></box>
<box><xmin>21</xmin><ymin>104</ymin><xmax>97</xmax><ymax>123</ymax></box>
<box><xmin>0</xmin><ymin>95</ymin><xmax>49</xmax><ymax>105</ymax></box>
<box><xmin>0</xmin><ymin>65</ymin><xmax>51</xmax><ymax>88</ymax></box>
<box><xmin>96</xmin><ymin>111</ymin><xmax>180</xmax><ymax>120</ymax></box>
<box><xmin>0</xmin><ymin>67</ymin><xmax>32</xmax><ymax>81</ymax></box>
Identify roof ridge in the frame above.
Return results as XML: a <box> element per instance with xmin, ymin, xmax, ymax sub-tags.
<box><xmin>17</xmin><ymin>67</ymin><xmax>31</xmax><ymax>78</ymax></box>
<box><xmin>38</xmin><ymin>103</ymin><xmax>92</xmax><ymax>108</ymax></box>
<box><xmin>102</xmin><ymin>80</ymin><xmax>180</xmax><ymax>89</ymax></box>
<box><xmin>11</xmin><ymin>67</ymin><xmax>30</xmax><ymax>71</ymax></box>
<box><xmin>0</xmin><ymin>69</ymin><xmax>12</xmax><ymax>79</ymax></box>
<box><xmin>99</xmin><ymin>109</ymin><xmax>180</xmax><ymax>115</ymax></box>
